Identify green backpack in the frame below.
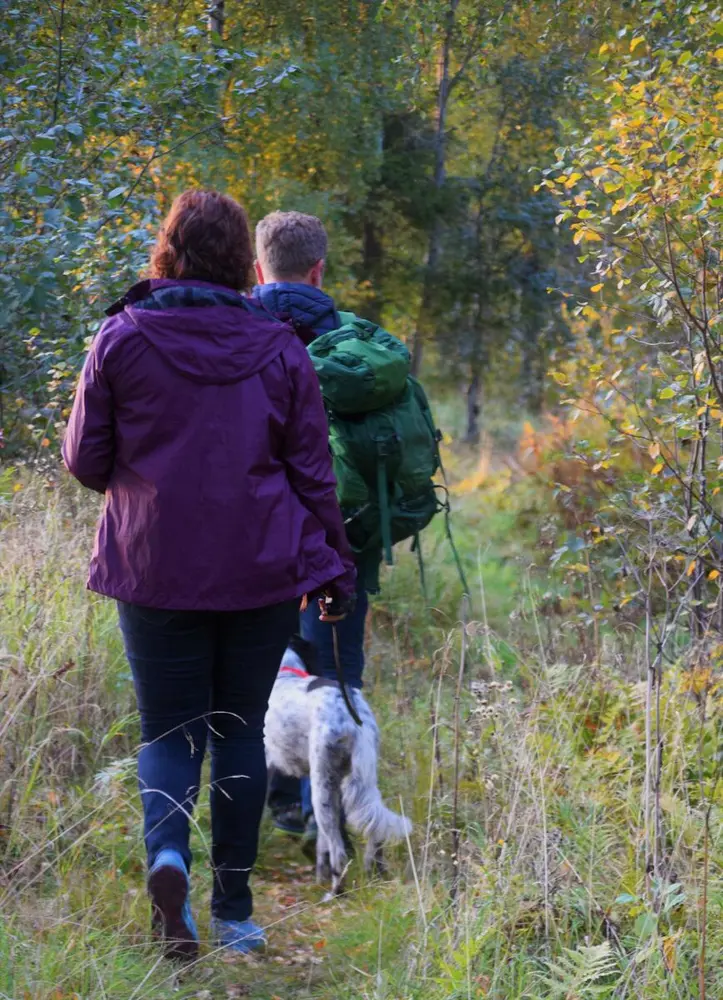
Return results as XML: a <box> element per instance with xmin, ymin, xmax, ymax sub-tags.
<box><xmin>307</xmin><ymin>311</ymin><xmax>441</xmax><ymax>569</ymax></box>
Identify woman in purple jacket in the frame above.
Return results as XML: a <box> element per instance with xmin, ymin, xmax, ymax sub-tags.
<box><xmin>63</xmin><ymin>190</ymin><xmax>356</xmax><ymax>960</ymax></box>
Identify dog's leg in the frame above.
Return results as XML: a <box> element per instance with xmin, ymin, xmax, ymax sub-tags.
<box><xmin>316</xmin><ymin>827</ymin><xmax>331</xmax><ymax>884</ymax></box>
<box><xmin>363</xmin><ymin>839</ymin><xmax>387</xmax><ymax>877</ymax></box>
<box><xmin>310</xmin><ymin>740</ymin><xmax>348</xmax><ymax>896</ymax></box>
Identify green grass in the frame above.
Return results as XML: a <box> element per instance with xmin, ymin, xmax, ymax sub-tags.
<box><xmin>1</xmin><ymin>471</ymin><xmax>721</xmax><ymax>999</ymax></box>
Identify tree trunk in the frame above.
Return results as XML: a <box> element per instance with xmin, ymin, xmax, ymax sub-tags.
<box><xmin>208</xmin><ymin>0</ymin><xmax>225</xmax><ymax>38</ymax></box>
<box><xmin>410</xmin><ymin>0</ymin><xmax>459</xmax><ymax>377</ymax></box>
<box><xmin>521</xmin><ymin>328</ymin><xmax>544</xmax><ymax>414</ymax></box>
<box><xmin>361</xmin><ymin>213</ymin><xmax>384</xmax><ymax>325</ymax></box>
<box><xmin>464</xmin><ymin>372</ymin><xmax>482</xmax><ymax>443</ymax></box>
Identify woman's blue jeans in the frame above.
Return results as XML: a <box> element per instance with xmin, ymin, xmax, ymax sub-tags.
<box><xmin>118</xmin><ymin>599</ymin><xmax>298</xmax><ymax>921</ymax></box>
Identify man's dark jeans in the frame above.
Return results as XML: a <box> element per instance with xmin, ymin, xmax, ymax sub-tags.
<box><xmin>267</xmin><ymin>580</ymin><xmax>368</xmax><ymax>820</ymax></box>
<box><xmin>118</xmin><ymin>599</ymin><xmax>298</xmax><ymax>922</ymax></box>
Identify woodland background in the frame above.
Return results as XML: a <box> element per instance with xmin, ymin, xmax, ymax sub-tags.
<box><xmin>0</xmin><ymin>2</ymin><xmax>722</xmax><ymax>999</ymax></box>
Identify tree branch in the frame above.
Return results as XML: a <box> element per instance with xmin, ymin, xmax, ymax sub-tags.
<box><xmin>51</xmin><ymin>0</ymin><xmax>66</xmax><ymax>126</ymax></box>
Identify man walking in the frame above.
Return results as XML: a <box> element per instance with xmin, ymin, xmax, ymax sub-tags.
<box><xmin>254</xmin><ymin>212</ymin><xmax>380</xmax><ymax>849</ymax></box>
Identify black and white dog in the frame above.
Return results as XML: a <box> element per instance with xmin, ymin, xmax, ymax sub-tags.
<box><xmin>264</xmin><ymin>636</ymin><xmax>411</xmax><ymax>895</ymax></box>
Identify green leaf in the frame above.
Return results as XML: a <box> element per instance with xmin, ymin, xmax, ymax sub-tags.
<box><xmin>65</xmin><ymin>195</ymin><xmax>84</xmax><ymax>217</ymax></box>
<box><xmin>634</xmin><ymin>910</ymin><xmax>658</xmax><ymax>939</ymax></box>
<box><xmin>31</xmin><ymin>136</ymin><xmax>55</xmax><ymax>153</ymax></box>
<box><xmin>107</xmin><ymin>186</ymin><xmax>127</xmax><ymax>205</ymax></box>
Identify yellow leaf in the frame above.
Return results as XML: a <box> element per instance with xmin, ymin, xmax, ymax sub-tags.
<box><xmin>551</xmin><ymin>371</ymin><xmax>569</xmax><ymax>385</ymax></box>
<box><xmin>687</xmin><ymin>560</ymin><xmax>697</xmax><ymax>577</ymax></box>
<box><xmin>648</xmin><ymin>441</ymin><xmax>660</xmax><ymax>459</ymax></box>
<box><xmin>714</xmin><ymin>487</ymin><xmax>721</xmax><ymax>496</ymax></box>
<box><xmin>612</xmin><ymin>198</ymin><xmax>628</xmax><ymax>215</ymax></box>
<box><xmin>13</xmin><ymin>482</ymin><xmax>23</xmax><ymax>493</ymax></box>
<box><xmin>651</xmin><ymin>462</ymin><xmax>664</xmax><ymax>475</ymax></box>
<box><xmin>680</xmin><ymin>666</ymin><xmax>713</xmax><ymax>696</ymax></box>
<box><xmin>662</xmin><ymin>934</ymin><xmax>678</xmax><ymax>974</ymax></box>
<box><xmin>565</xmin><ymin>172</ymin><xmax>583</xmax><ymax>189</ymax></box>
<box><xmin>714</xmin><ymin>48</ymin><xmax>723</xmax><ymax>62</ymax></box>
<box><xmin>630</xmin><ymin>36</ymin><xmax>645</xmax><ymax>53</ymax></box>
<box><xmin>599</xmin><ymin>43</ymin><xmax>610</xmax><ymax>56</ymax></box>
<box><xmin>569</xmin><ymin>563</ymin><xmax>590</xmax><ymax>573</ymax></box>
<box><xmin>709</xmin><ymin>569</ymin><xmax>720</xmax><ymax>581</ymax></box>
<box><xmin>590</xmin><ymin>283</ymin><xmax>604</xmax><ymax>292</ymax></box>
<box><xmin>574</xmin><ymin>228</ymin><xmax>603</xmax><ymax>244</ymax></box>
<box><xmin>697</xmin><ymin>405</ymin><xmax>708</xmax><ymax>416</ymax></box>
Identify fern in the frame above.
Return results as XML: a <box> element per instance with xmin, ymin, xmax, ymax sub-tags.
<box><xmin>543</xmin><ymin>941</ymin><xmax>621</xmax><ymax>998</ymax></box>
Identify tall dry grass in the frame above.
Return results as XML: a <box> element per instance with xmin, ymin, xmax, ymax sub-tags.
<box><xmin>0</xmin><ymin>470</ymin><xmax>720</xmax><ymax>999</ymax></box>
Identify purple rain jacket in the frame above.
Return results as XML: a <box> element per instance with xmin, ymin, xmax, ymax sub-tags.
<box><xmin>62</xmin><ymin>278</ymin><xmax>356</xmax><ymax>611</ymax></box>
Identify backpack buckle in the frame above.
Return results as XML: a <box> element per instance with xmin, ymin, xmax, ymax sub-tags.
<box><xmin>373</xmin><ymin>433</ymin><xmax>399</xmax><ymax>457</ymax></box>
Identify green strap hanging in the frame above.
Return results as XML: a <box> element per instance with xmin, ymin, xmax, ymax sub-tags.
<box><xmin>433</xmin><ymin>432</ymin><xmax>471</xmax><ymax>599</ymax></box>
<box><xmin>413</xmin><ymin>531</ymin><xmax>429</xmax><ymax>604</ymax></box>
<box><xmin>376</xmin><ymin>454</ymin><xmax>394</xmax><ymax>565</ymax></box>
<box><xmin>444</xmin><ymin>502</ymin><xmax>470</xmax><ymax>597</ymax></box>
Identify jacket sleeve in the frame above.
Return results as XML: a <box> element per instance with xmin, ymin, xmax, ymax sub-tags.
<box><xmin>281</xmin><ymin>341</ymin><xmax>357</xmax><ymax>601</ymax></box>
<box><xmin>62</xmin><ymin>335</ymin><xmax>115</xmax><ymax>494</ymax></box>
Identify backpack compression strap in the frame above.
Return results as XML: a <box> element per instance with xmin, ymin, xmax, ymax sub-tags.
<box><xmin>376</xmin><ymin>450</ymin><xmax>394</xmax><ymax>566</ymax></box>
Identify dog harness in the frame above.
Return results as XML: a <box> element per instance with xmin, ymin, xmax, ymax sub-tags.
<box><xmin>279</xmin><ymin>628</ymin><xmax>363</xmax><ymax>727</ymax></box>
<box><xmin>278</xmin><ymin>664</ymin><xmax>309</xmax><ymax>680</ymax></box>
<box><xmin>278</xmin><ymin>663</ymin><xmax>344</xmax><ymax>694</ymax></box>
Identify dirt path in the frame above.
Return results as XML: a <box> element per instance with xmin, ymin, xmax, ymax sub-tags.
<box><xmin>179</xmin><ymin>827</ymin><xmax>390</xmax><ymax>1000</ymax></box>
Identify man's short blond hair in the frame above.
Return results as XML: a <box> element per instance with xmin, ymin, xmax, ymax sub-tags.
<box><xmin>255</xmin><ymin>211</ymin><xmax>328</xmax><ymax>280</ymax></box>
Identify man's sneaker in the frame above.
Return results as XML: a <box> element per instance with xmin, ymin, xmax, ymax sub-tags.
<box><xmin>211</xmin><ymin>917</ymin><xmax>267</xmax><ymax>954</ymax></box>
<box><xmin>271</xmin><ymin>802</ymin><xmax>305</xmax><ymax>836</ymax></box>
<box><xmin>147</xmin><ymin>848</ymin><xmax>199</xmax><ymax>961</ymax></box>
<box><xmin>301</xmin><ymin>815</ymin><xmax>318</xmax><ymax>861</ymax></box>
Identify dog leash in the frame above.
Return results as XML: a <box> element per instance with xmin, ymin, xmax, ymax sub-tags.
<box><xmin>332</xmin><ymin>622</ymin><xmax>363</xmax><ymax>727</ymax></box>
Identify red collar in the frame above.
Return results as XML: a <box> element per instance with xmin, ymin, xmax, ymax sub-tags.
<box><xmin>279</xmin><ymin>664</ymin><xmax>309</xmax><ymax>679</ymax></box>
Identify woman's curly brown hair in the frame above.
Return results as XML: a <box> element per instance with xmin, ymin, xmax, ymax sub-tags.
<box><xmin>149</xmin><ymin>190</ymin><xmax>253</xmax><ymax>290</ymax></box>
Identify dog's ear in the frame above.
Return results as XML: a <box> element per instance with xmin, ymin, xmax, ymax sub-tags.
<box><xmin>287</xmin><ymin>633</ymin><xmax>320</xmax><ymax>675</ymax></box>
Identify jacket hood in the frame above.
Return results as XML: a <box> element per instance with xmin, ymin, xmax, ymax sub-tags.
<box><xmin>108</xmin><ymin>279</ymin><xmax>295</xmax><ymax>385</ymax></box>
<box><xmin>252</xmin><ymin>281</ymin><xmax>341</xmax><ymax>339</ymax></box>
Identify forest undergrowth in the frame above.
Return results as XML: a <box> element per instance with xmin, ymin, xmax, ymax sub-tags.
<box><xmin>2</xmin><ymin>1</ymin><xmax>721</xmax><ymax>995</ymax></box>
<box><xmin>0</xmin><ymin>425</ymin><xmax>720</xmax><ymax>1000</ymax></box>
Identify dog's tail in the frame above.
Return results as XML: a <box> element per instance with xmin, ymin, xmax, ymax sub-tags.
<box><xmin>342</xmin><ymin>721</ymin><xmax>412</xmax><ymax>844</ymax></box>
